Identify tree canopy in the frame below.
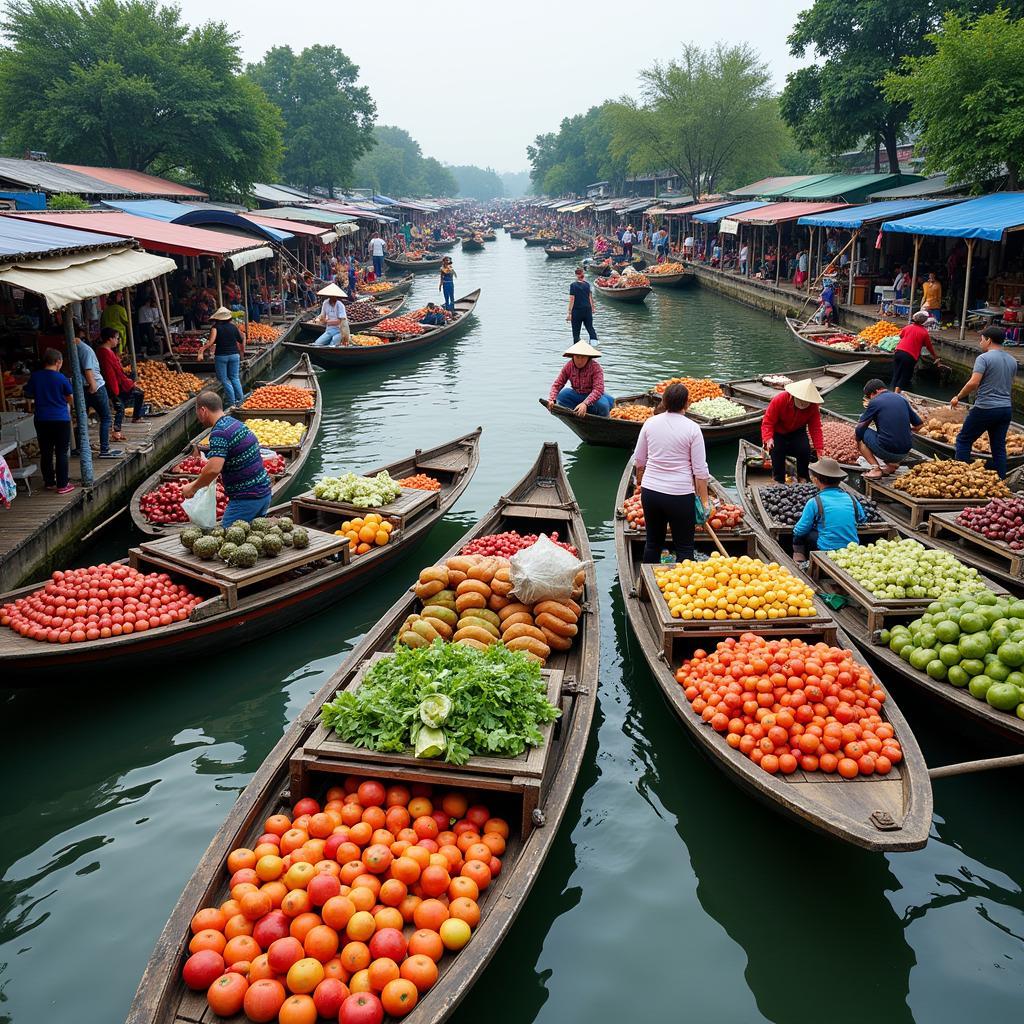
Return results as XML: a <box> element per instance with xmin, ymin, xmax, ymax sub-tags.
<box><xmin>885</xmin><ymin>9</ymin><xmax>1024</xmax><ymax>190</ymax></box>
<box><xmin>352</xmin><ymin>125</ymin><xmax>456</xmax><ymax>197</ymax></box>
<box><xmin>448</xmin><ymin>165</ymin><xmax>504</xmax><ymax>201</ymax></box>
<box><xmin>0</xmin><ymin>0</ymin><xmax>283</xmax><ymax>198</ymax></box>
<box><xmin>605</xmin><ymin>44</ymin><xmax>787</xmax><ymax>201</ymax></box>
<box><xmin>527</xmin><ymin>104</ymin><xmax>627</xmax><ymax>196</ymax></box>
<box><xmin>248</xmin><ymin>44</ymin><xmax>375</xmax><ymax>197</ymax></box>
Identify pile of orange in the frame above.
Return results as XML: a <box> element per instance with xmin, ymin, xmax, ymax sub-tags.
<box><xmin>243</xmin><ymin>386</ymin><xmax>314</xmax><ymax>410</ymax></box>
<box><xmin>397</xmin><ymin>474</ymin><xmax>441</xmax><ymax>492</ymax></box>
<box><xmin>335</xmin><ymin>513</ymin><xmax>394</xmax><ymax>555</ymax></box>
<box><xmin>676</xmin><ymin>633</ymin><xmax>904</xmax><ymax>777</ymax></box>
<box><xmin>181</xmin><ymin>778</ymin><xmax>506</xmax><ymax>1022</ymax></box>
<box><xmin>857</xmin><ymin>320</ymin><xmax>901</xmax><ymax>345</ymax></box>
<box><xmin>609</xmin><ymin>404</ymin><xmax>654</xmax><ymax>422</ymax></box>
<box><xmin>653</xmin><ymin>377</ymin><xmax>723</xmax><ymax>400</ymax></box>
<box><xmin>240</xmin><ymin>322</ymin><xmax>281</xmax><ymax>343</ymax></box>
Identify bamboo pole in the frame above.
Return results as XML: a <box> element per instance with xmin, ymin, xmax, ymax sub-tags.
<box><xmin>907</xmin><ymin>235</ymin><xmax>922</xmax><ymax>324</ymax></box>
<box><xmin>930</xmin><ymin>750</ymin><xmax>1024</xmax><ymax>779</ymax></box>
<box><xmin>775</xmin><ymin>224</ymin><xmax>782</xmax><ymax>286</ymax></box>
<box><xmin>123</xmin><ymin>287</ymin><xmax>138</xmax><ymax>377</ymax></box>
<box><xmin>64</xmin><ymin>308</ymin><xmax>93</xmax><ymax>486</ymax></box>
<box><xmin>242</xmin><ymin>269</ymin><xmax>250</xmax><ymax>337</ymax></box>
<box><xmin>847</xmin><ymin>229</ymin><xmax>858</xmax><ymax>305</ymax></box>
<box><xmin>214</xmin><ymin>261</ymin><xmax>223</xmax><ymax>308</ymax></box>
<box><xmin>807</xmin><ymin>228</ymin><xmax>815</xmax><ymax>295</ymax></box>
<box><xmin>959</xmin><ymin>238</ymin><xmax>975</xmax><ymax>340</ymax></box>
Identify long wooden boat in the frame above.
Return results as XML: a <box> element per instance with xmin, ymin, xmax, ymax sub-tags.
<box><xmin>127</xmin><ymin>440</ymin><xmax>599</xmax><ymax>1024</ymax></box>
<box><xmin>785</xmin><ymin>316</ymin><xmax>893</xmax><ymax>367</ymax></box>
<box><xmin>293</xmin><ymin>295</ymin><xmax>408</xmax><ymax>341</ymax></box>
<box><xmin>461</xmin><ymin>238</ymin><xmax>483</xmax><ymax>252</ymax></box>
<box><xmin>302</xmin><ymin>289</ymin><xmax>480</xmax><ymax>369</ymax></box>
<box><xmin>544</xmin><ymin>244</ymin><xmax>584</xmax><ymax>259</ymax></box>
<box><xmin>128</xmin><ymin>356</ymin><xmax>323</xmax><ymax>538</ymax></box>
<box><xmin>524</xmin><ymin>235</ymin><xmax>561</xmax><ymax>246</ymax></box>
<box><xmin>541</xmin><ymin>360</ymin><xmax>868</xmax><ymax>449</ymax></box>
<box><xmin>428</xmin><ymin>238</ymin><xmax>458</xmax><ymax>250</ymax></box>
<box><xmin>900</xmin><ymin>389</ymin><xmax>1024</xmax><ymax>470</ymax></box>
<box><xmin>593</xmin><ymin>280</ymin><xmax>651</xmax><ymax>304</ymax></box>
<box><xmin>0</xmin><ymin>430</ymin><xmax>482</xmax><ymax>686</ymax></box>
<box><xmin>384</xmin><ymin>254</ymin><xmax>445</xmax><ymax>273</ymax></box>
<box><xmin>357</xmin><ymin>274</ymin><xmax>415</xmax><ymax>301</ymax></box>
<box><xmin>509</xmin><ymin>228</ymin><xmax>530</xmax><ymax>238</ymax></box>
<box><xmin>480</xmin><ymin>231</ymin><xmax>496</xmax><ymax>241</ymax></box>
<box><xmin>646</xmin><ymin>268</ymin><xmax>695</xmax><ymax>288</ymax></box>
<box><xmin>614</xmin><ymin>456</ymin><xmax>932</xmax><ymax>850</ymax></box>
<box><xmin>735</xmin><ymin>439</ymin><xmax>1024</xmax><ymax>745</ymax></box>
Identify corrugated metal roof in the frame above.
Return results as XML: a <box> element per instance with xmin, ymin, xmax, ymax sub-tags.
<box><xmin>57</xmin><ymin>164</ymin><xmax>207</xmax><ymax>199</ymax></box>
<box><xmin>798</xmin><ymin>198</ymin><xmax>958</xmax><ymax>228</ymax></box>
<box><xmin>692</xmin><ymin>201</ymin><xmax>771</xmax><ymax>223</ymax></box>
<box><xmin>0</xmin><ymin>215</ymin><xmax>125</xmax><ymax>260</ymax></box>
<box><xmin>250</xmin><ymin>182</ymin><xmax>310</xmax><ymax>205</ymax></box>
<box><xmin>243</xmin><ymin>213</ymin><xmax>331</xmax><ymax>239</ymax></box>
<box><xmin>783</xmin><ymin>173</ymin><xmax>921</xmax><ymax>202</ymax></box>
<box><xmin>102</xmin><ymin>200</ymin><xmax>292</xmax><ymax>243</ymax></box>
<box><xmin>730</xmin><ymin>201</ymin><xmax>849</xmax><ymax>226</ymax></box>
<box><xmin>659</xmin><ymin>199</ymin><xmax>732</xmax><ymax>217</ymax></box>
<box><xmin>729</xmin><ymin>174</ymin><xmax>833</xmax><ymax>198</ymax></box>
<box><xmin>868</xmin><ymin>174</ymin><xmax>967</xmax><ymax>200</ymax></box>
<box><xmin>0</xmin><ymin>157</ymin><xmax>135</xmax><ymax>196</ymax></box>
<box><xmin>882</xmin><ymin>192</ymin><xmax>1024</xmax><ymax>242</ymax></box>
<box><xmin>251</xmin><ymin>207</ymin><xmax>357</xmax><ymax>227</ymax></box>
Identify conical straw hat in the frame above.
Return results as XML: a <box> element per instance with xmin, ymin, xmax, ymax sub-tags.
<box><xmin>785</xmin><ymin>379</ymin><xmax>824</xmax><ymax>404</ymax></box>
<box><xmin>563</xmin><ymin>341</ymin><xmax>602</xmax><ymax>358</ymax></box>
<box><xmin>317</xmin><ymin>282</ymin><xmax>346</xmax><ymax>298</ymax></box>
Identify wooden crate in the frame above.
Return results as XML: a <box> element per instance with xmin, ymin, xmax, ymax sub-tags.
<box><xmin>135</xmin><ymin>526</ymin><xmax>348</xmax><ymax>591</ymax></box>
<box><xmin>128</xmin><ymin>547</ymin><xmax>239</xmax><ymax>611</ymax></box>
<box><xmin>299</xmin><ymin>485</ymin><xmax>440</xmax><ymax>529</ymax></box>
<box><xmin>863</xmin><ymin>477</ymin><xmax>985</xmax><ymax>530</ymax></box>
<box><xmin>929</xmin><ymin>511</ymin><xmax>1024</xmax><ymax>577</ymax></box>
<box><xmin>291</xmin><ymin>654</ymin><xmax>562</xmax><ymax>838</ymax></box>
<box><xmin>750</xmin><ymin>483</ymin><xmax>893</xmax><ymax>543</ymax></box>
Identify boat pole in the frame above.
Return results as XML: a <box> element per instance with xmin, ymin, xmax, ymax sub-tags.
<box><xmin>907</xmin><ymin>235</ymin><xmax>921</xmax><ymax>324</ymax></box>
<box><xmin>807</xmin><ymin>227</ymin><xmax>815</xmax><ymax>295</ymax></box>
<box><xmin>929</xmin><ymin>751</ymin><xmax>1024</xmax><ymax>779</ymax></box>
<box><xmin>123</xmin><ymin>287</ymin><xmax>138</xmax><ymax>378</ymax></box>
<box><xmin>959</xmin><ymin>238</ymin><xmax>975</xmax><ymax>340</ymax></box>
<box><xmin>775</xmin><ymin>224</ymin><xmax>782</xmax><ymax>286</ymax></box>
<box><xmin>215</xmin><ymin>260</ymin><xmax>224</xmax><ymax>308</ymax></box>
<box><xmin>847</xmin><ymin>229</ymin><xmax>858</xmax><ymax>305</ymax></box>
<box><xmin>64</xmin><ymin>307</ymin><xmax>93</xmax><ymax>487</ymax></box>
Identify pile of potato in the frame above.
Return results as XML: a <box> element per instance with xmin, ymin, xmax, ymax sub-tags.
<box><xmin>893</xmin><ymin>460</ymin><xmax>1012</xmax><ymax>499</ymax></box>
<box><xmin>135</xmin><ymin>361</ymin><xmax>205</xmax><ymax>408</ymax></box>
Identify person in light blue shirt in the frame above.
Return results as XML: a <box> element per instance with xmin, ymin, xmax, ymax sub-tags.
<box><xmin>792</xmin><ymin>458</ymin><xmax>866</xmax><ymax>565</ymax></box>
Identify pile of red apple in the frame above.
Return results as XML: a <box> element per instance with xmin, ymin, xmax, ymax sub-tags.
<box><xmin>460</xmin><ymin>530</ymin><xmax>578</xmax><ymax>558</ymax></box>
<box><xmin>140</xmin><ymin>479</ymin><xmax>228</xmax><ymax>524</ymax></box>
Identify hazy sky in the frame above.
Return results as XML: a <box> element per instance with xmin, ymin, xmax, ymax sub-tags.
<box><xmin>176</xmin><ymin>0</ymin><xmax>811</xmax><ymax>173</ymax></box>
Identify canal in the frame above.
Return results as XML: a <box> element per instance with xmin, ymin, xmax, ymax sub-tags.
<box><xmin>2</xmin><ymin>233</ymin><xmax>1022</xmax><ymax>1024</ymax></box>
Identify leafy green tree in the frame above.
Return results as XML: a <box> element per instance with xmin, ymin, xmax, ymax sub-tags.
<box><xmin>47</xmin><ymin>192</ymin><xmax>90</xmax><ymax>209</ymax></box>
<box><xmin>885</xmin><ymin>9</ymin><xmax>1024</xmax><ymax>189</ymax></box>
<box><xmin>526</xmin><ymin>104</ymin><xmax>626</xmax><ymax>195</ymax></box>
<box><xmin>420</xmin><ymin>157</ymin><xmax>457</xmax><ymax>197</ymax></box>
<box><xmin>500</xmin><ymin>170</ymin><xmax>531</xmax><ymax>197</ymax></box>
<box><xmin>0</xmin><ymin>0</ymin><xmax>283</xmax><ymax>197</ymax></box>
<box><xmin>248</xmin><ymin>44</ymin><xmax>375</xmax><ymax>196</ymax></box>
<box><xmin>780</xmin><ymin>0</ymin><xmax>1024</xmax><ymax>172</ymax></box>
<box><xmin>448</xmin><ymin>165</ymin><xmax>504</xmax><ymax>201</ymax></box>
<box><xmin>606</xmin><ymin>44</ymin><xmax>786</xmax><ymax>200</ymax></box>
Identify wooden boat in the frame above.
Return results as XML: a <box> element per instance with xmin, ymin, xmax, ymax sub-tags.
<box><xmin>126</xmin><ymin>441</ymin><xmax>599</xmax><ymax>1024</ymax></box>
<box><xmin>900</xmin><ymin>389</ymin><xmax>1024</xmax><ymax>470</ymax></box>
<box><xmin>544</xmin><ymin>244</ymin><xmax>584</xmax><ymax>259</ymax></box>
<box><xmin>384</xmin><ymin>253</ymin><xmax>445</xmax><ymax>273</ymax></box>
<box><xmin>461</xmin><ymin>238</ymin><xmax>483</xmax><ymax>252</ymax></box>
<box><xmin>735</xmin><ymin>439</ymin><xmax>1024</xmax><ymax>745</ymax></box>
<box><xmin>128</xmin><ymin>356</ymin><xmax>322</xmax><ymax>538</ymax></box>
<box><xmin>428</xmin><ymin>238</ymin><xmax>458</xmax><ymax>250</ymax></box>
<box><xmin>614</xmin><ymin>456</ymin><xmax>932</xmax><ymax>850</ymax></box>
<box><xmin>0</xmin><ymin>430</ymin><xmax>482</xmax><ymax>686</ymax></box>
<box><xmin>524</xmin><ymin>235</ymin><xmax>561</xmax><ymax>246</ymax></box>
<box><xmin>480</xmin><ymin>231</ymin><xmax>496</xmax><ymax>241</ymax></box>
<box><xmin>302</xmin><ymin>290</ymin><xmax>481</xmax><ymax>369</ymax></box>
<box><xmin>593</xmin><ymin>280</ymin><xmax>651</xmax><ymax>304</ymax></box>
<box><xmin>819</xmin><ymin>407</ymin><xmax>928</xmax><ymax>472</ymax></box>
<box><xmin>785</xmin><ymin>316</ymin><xmax>894</xmax><ymax>367</ymax></box>
<box><xmin>509</xmin><ymin>228</ymin><xmax>530</xmax><ymax>238</ymax></box>
<box><xmin>646</xmin><ymin>268</ymin><xmax>695</xmax><ymax>288</ymax></box>
<box><xmin>541</xmin><ymin>361</ymin><xmax>868</xmax><ymax>449</ymax></box>
<box><xmin>293</xmin><ymin>295</ymin><xmax>407</xmax><ymax>340</ymax></box>
<box><xmin>356</xmin><ymin>274</ymin><xmax>415</xmax><ymax>301</ymax></box>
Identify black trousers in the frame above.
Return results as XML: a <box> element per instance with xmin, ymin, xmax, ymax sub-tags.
<box><xmin>890</xmin><ymin>349</ymin><xmax>916</xmax><ymax>391</ymax></box>
<box><xmin>571</xmin><ymin>308</ymin><xmax>596</xmax><ymax>341</ymax></box>
<box><xmin>771</xmin><ymin>428</ymin><xmax>813</xmax><ymax>483</ymax></box>
<box><xmin>36</xmin><ymin>418</ymin><xmax>71</xmax><ymax>488</ymax></box>
<box><xmin>641</xmin><ymin>487</ymin><xmax>696</xmax><ymax>563</ymax></box>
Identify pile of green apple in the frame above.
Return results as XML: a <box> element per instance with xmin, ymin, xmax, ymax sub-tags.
<box><xmin>826</xmin><ymin>538</ymin><xmax>989</xmax><ymax>600</ymax></box>
<box><xmin>882</xmin><ymin>592</ymin><xmax>1024</xmax><ymax>718</ymax></box>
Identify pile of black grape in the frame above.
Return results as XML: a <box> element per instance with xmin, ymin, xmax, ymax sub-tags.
<box><xmin>758</xmin><ymin>484</ymin><xmax>883</xmax><ymax>526</ymax></box>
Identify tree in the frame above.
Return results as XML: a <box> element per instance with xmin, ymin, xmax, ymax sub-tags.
<box><xmin>606</xmin><ymin>44</ymin><xmax>787</xmax><ymax>200</ymax></box>
<box><xmin>885</xmin><ymin>9</ymin><xmax>1024</xmax><ymax>189</ymax></box>
<box><xmin>420</xmin><ymin>157</ymin><xmax>457</xmax><ymax>198</ymax></box>
<box><xmin>526</xmin><ymin>104</ymin><xmax>626</xmax><ymax>195</ymax></box>
<box><xmin>780</xmin><ymin>0</ymin><xmax>1024</xmax><ymax>172</ymax></box>
<box><xmin>0</xmin><ymin>0</ymin><xmax>283</xmax><ymax>197</ymax></box>
<box><xmin>448</xmin><ymin>165</ymin><xmax>504</xmax><ymax>201</ymax></box>
<box><xmin>248</xmin><ymin>44</ymin><xmax>375</xmax><ymax>196</ymax></box>
<box><xmin>351</xmin><ymin>125</ymin><xmax>454</xmax><ymax>197</ymax></box>
<box><xmin>48</xmin><ymin>192</ymin><xmax>90</xmax><ymax>209</ymax></box>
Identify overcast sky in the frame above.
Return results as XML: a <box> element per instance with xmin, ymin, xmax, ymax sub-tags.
<box><xmin>176</xmin><ymin>0</ymin><xmax>811</xmax><ymax>173</ymax></box>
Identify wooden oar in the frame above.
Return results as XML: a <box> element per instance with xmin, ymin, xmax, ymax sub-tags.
<box><xmin>700</xmin><ymin>501</ymin><xmax>729</xmax><ymax>557</ymax></box>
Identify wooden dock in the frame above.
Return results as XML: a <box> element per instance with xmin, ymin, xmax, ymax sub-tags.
<box><xmin>0</xmin><ymin>316</ymin><xmax>303</xmax><ymax>591</ymax></box>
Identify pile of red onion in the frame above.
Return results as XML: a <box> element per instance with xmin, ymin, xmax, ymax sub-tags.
<box><xmin>955</xmin><ymin>498</ymin><xmax>1024</xmax><ymax>550</ymax></box>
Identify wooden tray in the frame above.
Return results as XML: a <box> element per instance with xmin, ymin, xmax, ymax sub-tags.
<box><xmin>863</xmin><ymin>477</ymin><xmax>989</xmax><ymax>529</ymax></box>
<box><xmin>749</xmin><ymin>483</ymin><xmax>893</xmax><ymax>542</ymax></box>
<box><xmin>928</xmin><ymin>510</ymin><xmax>1024</xmax><ymax>577</ymax></box>
<box><xmin>301</xmin><ymin>485</ymin><xmax>441</xmax><ymax>529</ymax></box>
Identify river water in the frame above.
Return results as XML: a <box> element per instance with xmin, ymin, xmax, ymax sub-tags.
<box><xmin>2</xmin><ymin>234</ymin><xmax>1022</xmax><ymax>1024</ymax></box>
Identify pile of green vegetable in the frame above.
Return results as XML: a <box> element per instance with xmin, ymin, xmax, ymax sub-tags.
<box><xmin>320</xmin><ymin>641</ymin><xmax>561</xmax><ymax>764</ymax></box>
<box><xmin>313</xmin><ymin>471</ymin><xmax>402</xmax><ymax>508</ymax></box>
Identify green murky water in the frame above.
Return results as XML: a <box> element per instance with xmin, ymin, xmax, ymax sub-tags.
<box><xmin>2</xmin><ymin>234</ymin><xmax>1022</xmax><ymax>1024</ymax></box>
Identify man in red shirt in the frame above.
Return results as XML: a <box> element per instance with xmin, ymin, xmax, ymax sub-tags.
<box><xmin>96</xmin><ymin>327</ymin><xmax>145</xmax><ymax>440</ymax></box>
<box><xmin>761</xmin><ymin>379</ymin><xmax>825</xmax><ymax>483</ymax></box>
<box><xmin>891</xmin><ymin>310</ymin><xmax>942</xmax><ymax>393</ymax></box>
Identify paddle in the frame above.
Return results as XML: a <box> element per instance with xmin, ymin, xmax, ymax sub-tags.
<box><xmin>698</xmin><ymin>497</ymin><xmax>729</xmax><ymax>557</ymax></box>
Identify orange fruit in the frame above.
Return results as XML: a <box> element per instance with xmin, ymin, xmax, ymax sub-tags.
<box><xmin>191</xmin><ymin>907</ymin><xmax>227</xmax><ymax>934</ymax></box>
<box><xmin>367</xmin><ymin>957</ymin><xmax>400</xmax><ymax>992</ymax></box>
<box><xmin>412</xmin><ymin>899</ymin><xmax>449</xmax><ymax>932</ymax></box>
<box><xmin>407</xmin><ymin>928</ymin><xmax>443</xmax><ymax>962</ymax></box>
<box><xmin>340</xmin><ymin>941</ymin><xmax>370</xmax><ymax>973</ymax></box>
<box><xmin>381</xmin><ymin>978</ymin><xmax>418</xmax><ymax>1017</ymax></box>
<box><xmin>400</xmin><ymin>953</ymin><xmax>438</xmax><ymax>993</ymax></box>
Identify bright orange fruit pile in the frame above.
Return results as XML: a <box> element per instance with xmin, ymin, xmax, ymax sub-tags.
<box><xmin>243</xmin><ymin>385</ymin><xmax>315</xmax><ymax>410</ymax></box>
<box><xmin>675</xmin><ymin>633</ymin><xmax>904</xmax><ymax>777</ymax></box>
<box><xmin>398</xmin><ymin>474</ymin><xmax>441</xmax><ymax>491</ymax></box>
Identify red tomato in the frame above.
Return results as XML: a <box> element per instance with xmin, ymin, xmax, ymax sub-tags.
<box><xmin>182</xmin><ymin>949</ymin><xmax>225</xmax><ymax>990</ymax></box>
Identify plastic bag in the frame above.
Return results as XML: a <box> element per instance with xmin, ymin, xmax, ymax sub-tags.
<box><xmin>510</xmin><ymin>534</ymin><xmax>589</xmax><ymax>604</ymax></box>
<box><xmin>694</xmin><ymin>495</ymin><xmax>710</xmax><ymax>525</ymax></box>
<box><xmin>182</xmin><ymin>482</ymin><xmax>218</xmax><ymax>529</ymax></box>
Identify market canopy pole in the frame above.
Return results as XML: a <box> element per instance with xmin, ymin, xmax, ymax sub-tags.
<box><xmin>775</xmin><ymin>224</ymin><xmax>782</xmax><ymax>286</ymax></box>
<box><xmin>847</xmin><ymin>229</ymin><xmax>859</xmax><ymax>306</ymax></box>
<box><xmin>123</xmin><ymin>287</ymin><xmax>138</xmax><ymax>378</ymax></box>
<box><xmin>242</xmin><ymin>268</ymin><xmax>250</xmax><ymax>336</ymax></box>
<box><xmin>64</xmin><ymin>308</ymin><xmax>93</xmax><ymax>487</ymax></box>
<box><xmin>907</xmin><ymin>235</ymin><xmax>922</xmax><ymax>324</ymax></box>
<box><xmin>214</xmin><ymin>260</ymin><xmax>223</xmax><ymax>307</ymax></box>
<box><xmin>806</xmin><ymin>227</ymin><xmax>815</xmax><ymax>295</ymax></box>
<box><xmin>959</xmin><ymin>238</ymin><xmax>976</xmax><ymax>341</ymax></box>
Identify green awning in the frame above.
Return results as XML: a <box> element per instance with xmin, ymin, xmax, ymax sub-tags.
<box><xmin>782</xmin><ymin>173</ymin><xmax>924</xmax><ymax>204</ymax></box>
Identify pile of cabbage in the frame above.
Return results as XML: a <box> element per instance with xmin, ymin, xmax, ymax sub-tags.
<box><xmin>689</xmin><ymin>397</ymin><xmax>748</xmax><ymax>420</ymax></box>
<box><xmin>313</xmin><ymin>471</ymin><xmax>402</xmax><ymax>507</ymax></box>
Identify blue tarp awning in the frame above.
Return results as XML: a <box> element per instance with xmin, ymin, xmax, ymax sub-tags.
<box><xmin>882</xmin><ymin>192</ymin><xmax>1024</xmax><ymax>242</ymax></box>
<box><xmin>798</xmin><ymin>198</ymin><xmax>957</xmax><ymax>229</ymax></box>
<box><xmin>691</xmin><ymin>200</ymin><xmax>771</xmax><ymax>223</ymax></box>
<box><xmin>373</xmin><ymin>195</ymin><xmax>397</xmax><ymax>205</ymax></box>
<box><xmin>103</xmin><ymin>199</ymin><xmax>293</xmax><ymax>243</ymax></box>
<box><xmin>0</xmin><ymin>215</ymin><xmax>124</xmax><ymax>258</ymax></box>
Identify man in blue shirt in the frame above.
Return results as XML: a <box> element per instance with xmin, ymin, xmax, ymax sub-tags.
<box><xmin>856</xmin><ymin>379</ymin><xmax>923</xmax><ymax>478</ymax></box>
<box><xmin>792</xmin><ymin>458</ymin><xmax>866</xmax><ymax>566</ymax></box>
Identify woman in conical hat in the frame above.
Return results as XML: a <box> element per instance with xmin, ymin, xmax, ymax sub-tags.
<box><xmin>547</xmin><ymin>340</ymin><xmax>614</xmax><ymax>418</ymax></box>
<box><xmin>760</xmin><ymin>378</ymin><xmax>825</xmax><ymax>484</ymax></box>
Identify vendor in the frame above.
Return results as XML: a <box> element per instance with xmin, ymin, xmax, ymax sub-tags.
<box><xmin>420</xmin><ymin>303</ymin><xmax>446</xmax><ymax>326</ymax></box>
<box><xmin>312</xmin><ymin>283</ymin><xmax>351</xmax><ymax>348</ymax></box>
<box><xmin>761</xmin><ymin>379</ymin><xmax>825</xmax><ymax>484</ymax></box>
<box><xmin>891</xmin><ymin>310</ymin><xmax>942</xmax><ymax>393</ymax></box>
<box><xmin>547</xmin><ymin>341</ymin><xmax>613</xmax><ymax>418</ymax></box>
<box><xmin>791</xmin><ymin>458</ymin><xmax>867</xmax><ymax>566</ymax></box>
<box><xmin>96</xmin><ymin>328</ymin><xmax>145</xmax><ymax>441</ymax></box>
<box><xmin>921</xmin><ymin>272</ymin><xmax>942</xmax><ymax>322</ymax></box>
<box><xmin>566</xmin><ymin>266</ymin><xmax>596</xmax><ymax>342</ymax></box>
<box><xmin>100</xmin><ymin>292</ymin><xmax>129</xmax><ymax>351</ymax></box>
<box><xmin>181</xmin><ymin>391</ymin><xmax>271</xmax><ymax>527</ymax></box>
<box><xmin>856</xmin><ymin>379</ymin><xmax>923</xmax><ymax>478</ymax></box>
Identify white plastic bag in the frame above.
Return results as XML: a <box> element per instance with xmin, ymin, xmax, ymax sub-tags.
<box><xmin>182</xmin><ymin>482</ymin><xmax>218</xmax><ymax>529</ymax></box>
<box><xmin>510</xmin><ymin>534</ymin><xmax>589</xmax><ymax>604</ymax></box>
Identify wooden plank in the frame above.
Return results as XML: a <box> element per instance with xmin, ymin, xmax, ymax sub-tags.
<box><xmin>863</xmin><ymin>476</ymin><xmax>985</xmax><ymax>530</ymax></box>
<box><xmin>929</xmin><ymin>511</ymin><xmax>1024</xmax><ymax>577</ymax></box>
<box><xmin>501</xmin><ymin>503</ymin><xmax>572</xmax><ymax>521</ymax></box>
<box><xmin>299</xmin><ymin>485</ymin><xmax>439</xmax><ymax>528</ymax></box>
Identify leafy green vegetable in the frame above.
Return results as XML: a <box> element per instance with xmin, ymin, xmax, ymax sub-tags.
<box><xmin>320</xmin><ymin>642</ymin><xmax>561</xmax><ymax>765</ymax></box>
<box><xmin>419</xmin><ymin>693</ymin><xmax>452</xmax><ymax>728</ymax></box>
<box><xmin>415</xmin><ymin>726</ymin><xmax>447</xmax><ymax>759</ymax></box>
<box><xmin>313</xmin><ymin>471</ymin><xmax>401</xmax><ymax>507</ymax></box>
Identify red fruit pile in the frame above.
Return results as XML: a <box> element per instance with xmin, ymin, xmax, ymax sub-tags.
<box><xmin>180</xmin><ymin>777</ymin><xmax>508</xmax><ymax>1022</ymax></box>
<box><xmin>956</xmin><ymin>497</ymin><xmax>1024</xmax><ymax>550</ymax></box>
<box><xmin>623</xmin><ymin>493</ymin><xmax>645</xmax><ymax>529</ymax></box>
<box><xmin>699</xmin><ymin>503</ymin><xmax>744</xmax><ymax>533</ymax></box>
<box><xmin>1</xmin><ymin>564</ymin><xmax>202</xmax><ymax>642</ymax></box>
<box><xmin>460</xmin><ymin>531</ymin><xmax>578</xmax><ymax>558</ymax></box>
<box><xmin>375</xmin><ymin>317</ymin><xmax>424</xmax><ymax>336</ymax></box>
<box><xmin>174</xmin><ymin>454</ymin><xmax>206</xmax><ymax>475</ymax></box>
<box><xmin>676</xmin><ymin>633</ymin><xmax>903</xmax><ymax>777</ymax></box>
<box><xmin>262</xmin><ymin>452</ymin><xmax>286</xmax><ymax>475</ymax></box>
<box><xmin>172</xmin><ymin>335</ymin><xmax>204</xmax><ymax>356</ymax></box>
<box><xmin>140</xmin><ymin>479</ymin><xmax>228</xmax><ymax>524</ymax></box>
<box><xmin>818</xmin><ymin>420</ymin><xmax>861</xmax><ymax>464</ymax></box>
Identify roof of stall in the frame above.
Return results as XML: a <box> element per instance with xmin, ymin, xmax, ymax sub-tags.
<box><xmin>783</xmin><ymin>173</ymin><xmax>922</xmax><ymax>203</ymax></box>
<box><xmin>100</xmin><ymin>199</ymin><xmax>291</xmax><ymax>243</ymax></box>
<box><xmin>316</xmin><ymin>201</ymin><xmax>398</xmax><ymax>223</ymax></box>
<box><xmin>658</xmin><ymin>199</ymin><xmax>733</xmax><ymax>218</ymax></box>
<box><xmin>692</xmin><ymin>200</ymin><xmax>771</xmax><ymax>223</ymax></box>
<box><xmin>0</xmin><ymin>214</ymin><xmax>126</xmax><ymax>260</ymax></box>
<box><xmin>57</xmin><ymin>164</ymin><xmax>207</xmax><ymax>199</ymax></box>
<box><xmin>881</xmin><ymin>192</ymin><xmax>1024</xmax><ymax>242</ymax></box>
<box><xmin>243</xmin><ymin>213</ymin><xmax>336</xmax><ymax>243</ymax></box>
<box><xmin>729</xmin><ymin>201</ymin><xmax>849</xmax><ymax>226</ymax></box>
<box><xmin>250</xmin><ymin>206</ymin><xmax>359</xmax><ymax>235</ymax></box>
<box><xmin>729</xmin><ymin>174</ymin><xmax>834</xmax><ymax>198</ymax></box>
<box><xmin>868</xmin><ymin>173</ymin><xmax>969</xmax><ymax>200</ymax></box>
<box><xmin>798</xmin><ymin>198</ymin><xmax>958</xmax><ymax>228</ymax></box>
<box><xmin>249</xmin><ymin>182</ymin><xmax>314</xmax><ymax>205</ymax></box>
<box><xmin>0</xmin><ymin>157</ymin><xmax>135</xmax><ymax>197</ymax></box>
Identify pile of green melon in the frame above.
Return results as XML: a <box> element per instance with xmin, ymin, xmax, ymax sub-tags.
<box><xmin>179</xmin><ymin>517</ymin><xmax>309</xmax><ymax>569</ymax></box>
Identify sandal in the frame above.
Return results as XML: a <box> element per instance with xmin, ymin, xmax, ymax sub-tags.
<box><xmin>863</xmin><ymin>469</ymin><xmax>884</xmax><ymax>479</ymax></box>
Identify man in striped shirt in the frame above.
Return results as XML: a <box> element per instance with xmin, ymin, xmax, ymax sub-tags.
<box><xmin>180</xmin><ymin>391</ymin><xmax>271</xmax><ymax>526</ymax></box>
